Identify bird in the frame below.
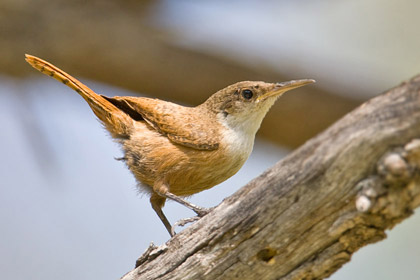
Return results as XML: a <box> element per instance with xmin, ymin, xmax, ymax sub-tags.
<box><xmin>25</xmin><ymin>54</ymin><xmax>315</xmax><ymax>236</ymax></box>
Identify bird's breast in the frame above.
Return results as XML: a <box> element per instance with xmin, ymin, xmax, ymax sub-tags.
<box><xmin>219</xmin><ymin>126</ymin><xmax>255</xmax><ymax>161</ymax></box>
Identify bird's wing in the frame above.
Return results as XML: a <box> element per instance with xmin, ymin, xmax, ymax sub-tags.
<box><xmin>102</xmin><ymin>96</ymin><xmax>220</xmax><ymax>150</ymax></box>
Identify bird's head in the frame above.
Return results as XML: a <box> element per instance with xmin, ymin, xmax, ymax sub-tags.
<box><xmin>203</xmin><ymin>79</ymin><xmax>315</xmax><ymax>134</ymax></box>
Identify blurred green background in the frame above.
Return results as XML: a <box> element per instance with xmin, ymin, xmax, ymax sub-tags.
<box><xmin>1</xmin><ymin>0</ymin><xmax>420</xmax><ymax>279</ymax></box>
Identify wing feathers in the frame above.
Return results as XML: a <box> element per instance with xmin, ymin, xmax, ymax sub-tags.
<box><xmin>106</xmin><ymin>96</ymin><xmax>220</xmax><ymax>150</ymax></box>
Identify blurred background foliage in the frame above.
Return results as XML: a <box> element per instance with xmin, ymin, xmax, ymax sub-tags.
<box><xmin>1</xmin><ymin>1</ymin><xmax>420</xmax><ymax>279</ymax></box>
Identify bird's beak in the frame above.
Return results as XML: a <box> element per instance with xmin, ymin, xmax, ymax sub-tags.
<box><xmin>257</xmin><ymin>79</ymin><xmax>316</xmax><ymax>101</ymax></box>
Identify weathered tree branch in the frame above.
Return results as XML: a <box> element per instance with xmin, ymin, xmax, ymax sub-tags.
<box><xmin>121</xmin><ymin>75</ymin><xmax>420</xmax><ymax>279</ymax></box>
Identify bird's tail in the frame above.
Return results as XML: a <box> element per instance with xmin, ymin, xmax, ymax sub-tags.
<box><xmin>25</xmin><ymin>54</ymin><xmax>132</xmax><ymax>138</ymax></box>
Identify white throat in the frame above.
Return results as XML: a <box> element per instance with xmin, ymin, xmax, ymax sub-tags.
<box><xmin>217</xmin><ymin>98</ymin><xmax>276</xmax><ymax>158</ymax></box>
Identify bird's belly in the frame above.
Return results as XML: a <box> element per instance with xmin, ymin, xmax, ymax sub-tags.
<box><xmin>167</xmin><ymin>151</ymin><xmax>249</xmax><ymax>196</ymax></box>
<box><xmin>123</xmin><ymin>122</ymin><xmax>253</xmax><ymax>196</ymax></box>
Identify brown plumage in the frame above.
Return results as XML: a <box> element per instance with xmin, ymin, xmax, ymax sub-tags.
<box><xmin>25</xmin><ymin>54</ymin><xmax>314</xmax><ymax>236</ymax></box>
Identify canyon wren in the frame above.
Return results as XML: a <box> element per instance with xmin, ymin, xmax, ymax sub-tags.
<box><xmin>25</xmin><ymin>54</ymin><xmax>315</xmax><ymax>237</ymax></box>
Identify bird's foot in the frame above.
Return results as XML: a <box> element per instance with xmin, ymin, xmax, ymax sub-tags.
<box><xmin>171</xmin><ymin>216</ymin><xmax>202</xmax><ymax>235</ymax></box>
<box><xmin>173</xmin><ymin>216</ymin><xmax>201</xmax><ymax>228</ymax></box>
<box><xmin>193</xmin><ymin>206</ymin><xmax>213</xmax><ymax>217</ymax></box>
<box><xmin>170</xmin><ymin>207</ymin><xmax>215</xmax><ymax>235</ymax></box>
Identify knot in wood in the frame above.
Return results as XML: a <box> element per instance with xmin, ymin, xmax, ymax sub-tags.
<box><xmin>378</xmin><ymin>152</ymin><xmax>411</xmax><ymax>185</ymax></box>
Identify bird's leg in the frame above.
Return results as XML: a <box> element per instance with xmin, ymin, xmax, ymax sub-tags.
<box><xmin>152</xmin><ymin>183</ymin><xmax>214</xmax><ymax>236</ymax></box>
<box><xmin>162</xmin><ymin>191</ymin><xmax>211</xmax><ymax>217</ymax></box>
<box><xmin>150</xmin><ymin>194</ymin><xmax>175</xmax><ymax>237</ymax></box>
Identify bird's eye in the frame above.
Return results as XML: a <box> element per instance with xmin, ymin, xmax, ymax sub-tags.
<box><xmin>242</xmin><ymin>89</ymin><xmax>253</xmax><ymax>100</ymax></box>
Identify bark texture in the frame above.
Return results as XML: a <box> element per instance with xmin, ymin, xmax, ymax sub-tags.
<box><xmin>121</xmin><ymin>75</ymin><xmax>420</xmax><ymax>280</ymax></box>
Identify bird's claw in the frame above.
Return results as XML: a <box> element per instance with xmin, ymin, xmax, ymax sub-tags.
<box><xmin>170</xmin><ymin>207</ymin><xmax>214</xmax><ymax>236</ymax></box>
<box><xmin>175</xmin><ymin>216</ymin><xmax>201</xmax><ymax>227</ymax></box>
<box><xmin>171</xmin><ymin>216</ymin><xmax>201</xmax><ymax>236</ymax></box>
<box><xmin>193</xmin><ymin>206</ymin><xmax>214</xmax><ymax>217</ymax></box>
